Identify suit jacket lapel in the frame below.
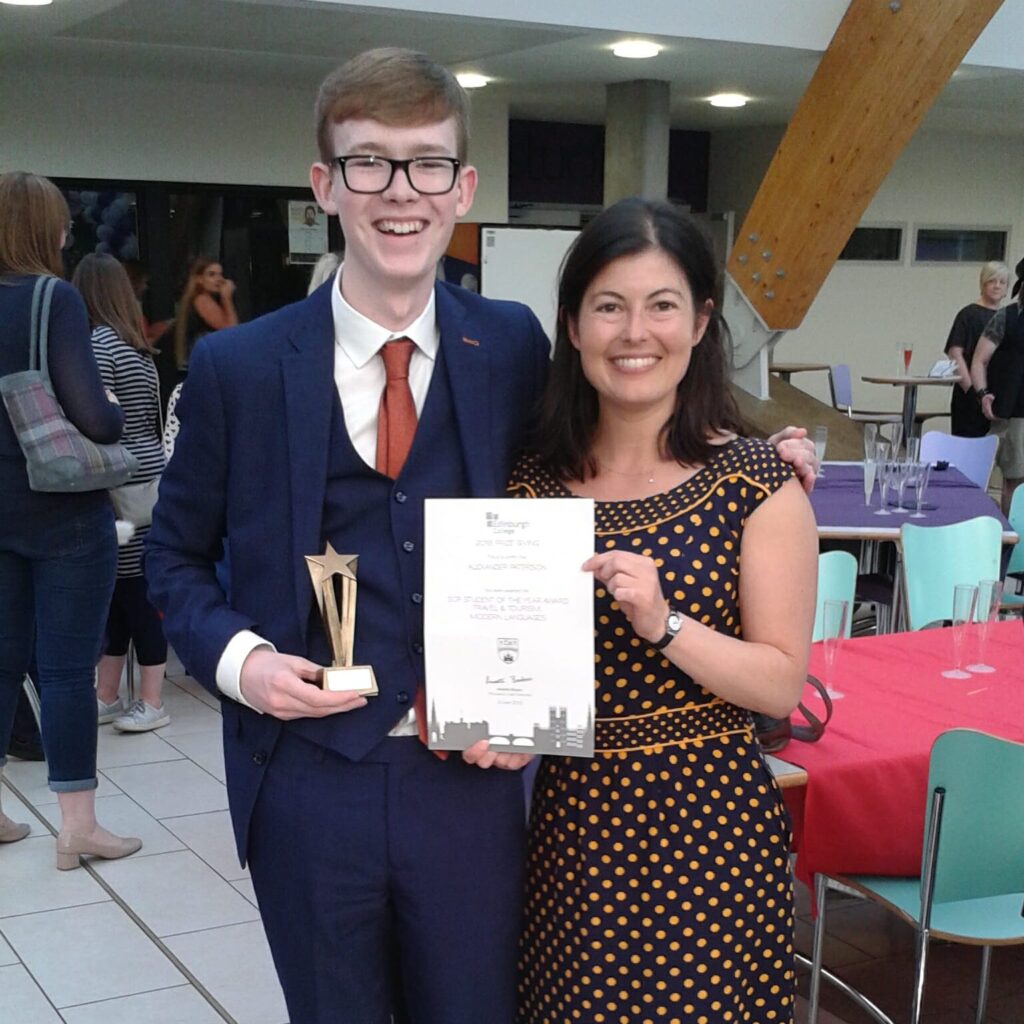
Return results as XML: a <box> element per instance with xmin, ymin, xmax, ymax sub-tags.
<box><xmin>282</xmin><ymin>285</ymin><xmax>336</xmax><ymax>635</ymax></box>
<box><xmin>435</xmin><ymin>284</ymin><xmax>497</xmax><ymax>497</ymax></box>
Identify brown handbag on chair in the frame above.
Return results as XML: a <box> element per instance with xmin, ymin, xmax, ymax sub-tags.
<box><xmin>753</xmin><ymin>674</ymin><xmax>833</xmax><ymax>754</ymax></box>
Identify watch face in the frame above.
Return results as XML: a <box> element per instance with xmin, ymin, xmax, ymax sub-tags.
<box><xmin>667</xmin><ymin>612</ymin><xmax>683</xmax><ymax>632</ymax></box>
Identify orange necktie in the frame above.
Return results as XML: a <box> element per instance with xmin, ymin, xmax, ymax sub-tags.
<box><xmin>374</xmin><ymin>339</ymin><xmax>445</xmax><ymax>757</ymax></box>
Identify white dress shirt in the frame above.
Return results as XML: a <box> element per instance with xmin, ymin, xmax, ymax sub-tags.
<box><xmin>215</xmin><ymin>266</ymin><xmax>438</xmax><ymax>736</ymax></box>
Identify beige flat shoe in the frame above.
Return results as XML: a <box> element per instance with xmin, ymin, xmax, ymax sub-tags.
<box><xmin>56</xmin><ymin>829</ymin><xmax>142</xmax><ymax>870</ymax></box>
<box><xmin>0</xmin><ymin>812</ymin><xmax>30</xmax><ymax>844</ymax></box>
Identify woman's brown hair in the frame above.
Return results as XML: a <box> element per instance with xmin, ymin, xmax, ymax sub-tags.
<box><xmin>173</xmin><ymin>257</ymin><xmax>216</xmax><ymax>369</ymax></box>
<box><xmin>71</xmin><ymin>253</ymin><xmax>150</xmax><ymax>352</ymax></box>
<box><xmin>0</xmin><ymin>171</ymin><xmax>69</xmax><ymax>279</ymax></box>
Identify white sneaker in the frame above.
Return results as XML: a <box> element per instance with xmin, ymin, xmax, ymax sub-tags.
<box><xmin>112</xmin><ymin>700</ymin><xmax>170</xmax><ymax>733</ymax></box>
<box><xmin>97</xmin><ymin>697</ymin><xmax>125</xmax><ymax>725</ymax></box>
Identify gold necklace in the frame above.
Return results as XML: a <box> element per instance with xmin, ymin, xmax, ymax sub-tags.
<box><xmin>594</xmin><ymin>459</ymin><xmax>657</xmax><ymax>485</ymax></box>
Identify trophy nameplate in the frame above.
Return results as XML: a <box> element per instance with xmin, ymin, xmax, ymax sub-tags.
<box><xmin>305</xmin><ymin>543</ymin><xmax>378</xmax><ymax>696</ymax></box>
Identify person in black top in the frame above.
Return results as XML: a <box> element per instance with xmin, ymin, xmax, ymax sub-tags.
<box><xmin>972</xmin><ymin>258</ymin><xmax>1024</xmax><ymax>514</ymax></box>
<box><xmin>944</xmin><ymin>260</ymin><xmax>1009</xmax><ymax>436</ymax></box>
<box><xmin>0</xmin><ymin>171</ymin><xmax>141</xmax><ymax>866</ymax></box>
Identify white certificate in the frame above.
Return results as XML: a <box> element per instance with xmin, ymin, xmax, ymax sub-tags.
<box><xmin>424</xmin><ymin>497</ymin><xmax>595</xmax><ymax>757</ymax></box>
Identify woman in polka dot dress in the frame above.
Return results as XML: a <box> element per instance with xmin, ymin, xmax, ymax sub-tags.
<box><xmin>510</xmin><ymin>198</ymin><xmax>818</xmax><ymax>1024</ymax></box>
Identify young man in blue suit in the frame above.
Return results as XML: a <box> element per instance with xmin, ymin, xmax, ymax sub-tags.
<box><xmin>148</xmin><ymin>47</ymin><xmax>818</xmax><ymax>1024</ymax></box>
<box><xmin>147</xmin><ymin>49</ymin><xmax>545</xmax><ymax>1024</ymax></box>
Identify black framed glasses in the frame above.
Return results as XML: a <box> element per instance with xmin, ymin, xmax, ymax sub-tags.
<box><xmin>330</xmin><ymin>155</ymin><xmax>461</xmax><ymax>195</ymax></box>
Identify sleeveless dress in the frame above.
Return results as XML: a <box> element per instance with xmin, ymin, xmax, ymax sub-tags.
<box><xmin>510</xmin><ymin>437</ymin><xmax>797</xmax><ymax>1024</ymax></box>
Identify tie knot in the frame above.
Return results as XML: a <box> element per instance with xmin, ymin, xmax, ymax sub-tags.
<box><xmin>381</xmin><ymin>337</ymin><xmax>415</xmax><ymax>382</ymax></box>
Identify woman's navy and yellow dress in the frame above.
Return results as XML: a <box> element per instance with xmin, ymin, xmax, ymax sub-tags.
<box><xmin>511</xmin><ymin>438</ymin><xmax>796</xmax><ymax>1024</ymax></box>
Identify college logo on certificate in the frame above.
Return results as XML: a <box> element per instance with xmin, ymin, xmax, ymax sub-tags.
<box><xmin>424</xmin><ymin>498</ymin><xmax>596</xmax><ymax>757</ymax></box>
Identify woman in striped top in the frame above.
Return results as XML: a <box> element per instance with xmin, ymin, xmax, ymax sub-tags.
<box><xmin>72</xmin><ymin>254</ymin><xmax>170</xmax><ymax>733</ymax></box>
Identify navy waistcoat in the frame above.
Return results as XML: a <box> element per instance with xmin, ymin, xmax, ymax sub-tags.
<box><xmin>285</xmin><ymin>347</ymin><xmax>468</xmax><ymax>759</ymax></box>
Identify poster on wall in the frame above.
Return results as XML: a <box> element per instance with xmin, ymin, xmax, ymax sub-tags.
<box><xmin>287</xmin><ymin>201</ymin><xmax>328</xmax><ymax>264</ymax></box>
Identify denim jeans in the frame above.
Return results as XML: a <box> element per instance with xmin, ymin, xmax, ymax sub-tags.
<box><xmin>0</xmin><ymin>503</ymin><xmax>116</xmax><ymax>791</ymax></box>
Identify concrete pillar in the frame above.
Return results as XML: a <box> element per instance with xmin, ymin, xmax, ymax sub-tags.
<box><xmin>603</xmin><ymin>80</ymin><xmax>670</xmax><ymax>205</ymax></box>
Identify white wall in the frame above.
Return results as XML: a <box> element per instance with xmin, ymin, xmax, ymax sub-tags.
<box><xmin>0</xmin><ymin>60</ymin><xmax>511</xmax><ymax>224</ymax></box>
<box><xmin>710</xmin><ymin>124</ymin><xmax>1024</xmax><ymax>423</ymax></box>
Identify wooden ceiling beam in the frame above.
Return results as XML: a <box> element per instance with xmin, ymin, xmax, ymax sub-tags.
<box><xmin>727</xmin><ymin>0</ymin><xmax>1004</xmax><ymax>332</ymax></box>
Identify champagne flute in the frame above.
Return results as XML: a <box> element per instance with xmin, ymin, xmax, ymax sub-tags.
<box><xmin>910</xmin><ymin>461</ymin><xmax>931</xmax><ymax>518</ymax></box>
<box><xmin>862</xmin><ymin>426</ymin><xmax>878</xmax><ymax>505</ymax></box>
<box><xmin>899</xmin><ymin>341</ymin><xmax>914</xmax><ymax>374</ymax></box>
<box><xmin>886</xmin><ymin>422</ymin><xmax>904</xmax><ymax>459</ymax></box>
<box><xmin>965</xmin><ymin>579</ymin><xmax>1002</xmax><ymax>674</ymax></box>
<box><xmin>941</xmin><ymin>584</ymin><xmax>977</xmax><ymax>680</ymax></box>
<box><xmin>905</xmin><ymin>435</ymin><xmax>921</xmax><ymax>463</ymax></box>
<box><xmin>814</xmin><ymin>425</ymin><xmax>827</xmax><ymax>479</ymax></box>
<box><xmin>821</xmin><ymin>599</ymin><xmax>848</xmax><ymax>699</ymax></box>
<box><xmin>892</xmin><ymin>460</ymin><xmax>913</xmax><ymax>514</ymax></box>
<box><xmin>873</xmin><ymin>459</ymin><xmax>895</xmax><ymax>516</ymax></box>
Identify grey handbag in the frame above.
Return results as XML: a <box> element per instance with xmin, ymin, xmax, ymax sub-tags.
<box><xmin>0</xmin><ymin>276</ymin><xmax>138</xmax><ymax>492</ymax></box>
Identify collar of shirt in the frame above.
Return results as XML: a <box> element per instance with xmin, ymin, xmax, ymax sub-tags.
<box><xmin>329</xmin><ymin>264</ymin><xmax>439</xmax><ymax>366</ymax></box>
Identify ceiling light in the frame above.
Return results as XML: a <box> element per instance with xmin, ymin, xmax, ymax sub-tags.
<box><xmin>709</xmin><ymin>93</ymin><xmax>749</xmax><ymax>108</ymax></box>
<box><xmin>0</xmin><ymin>0</ymin><xmax>54</xmax><ymax>5</ymax></box>
<box><xmin>612</xmin><ymin>41</ymin><xmax>661</xmax><ymax>60</ymax></box>
<box><xmin>457</xmin><ymin>73</ymin><xmax>490</xmax><ymax>89</ymax></box>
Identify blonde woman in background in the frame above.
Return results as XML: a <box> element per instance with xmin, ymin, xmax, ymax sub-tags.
<box><xmin>944</xmin><ymin>260</ymin><xmax>1009</xmax><ymax>437</ymax></box>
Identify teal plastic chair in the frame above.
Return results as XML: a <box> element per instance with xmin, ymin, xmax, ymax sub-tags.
<box><xmin>900</xmin><ymin>517</ymin><xmax>1002</xmax><ymax>631</ymax></box>
<box><xmin>1001</xmin><ymin>487</ymin><xmax>1024</xmax><ymax>609</ymax></box>
<box><xmin>808</xmin><ymin>729</ymin><xmax>1024</xmax><ymax>1024</ymax></box>
<box><xmin>813</xmin><ymin>550</ymin><xmax>857</xmax><ymax>642</ymax></box>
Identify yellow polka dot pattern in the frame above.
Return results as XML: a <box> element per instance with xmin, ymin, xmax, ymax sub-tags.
<box><xmin>510</xmin><ymin>439</ymin><xmax>797</xmax><ymax>1024</ymax></box>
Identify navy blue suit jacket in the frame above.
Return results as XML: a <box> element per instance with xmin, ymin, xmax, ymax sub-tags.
<box><xmin>146</xmin><ymin>279</ymin><xmax>549</xmax><ymax>861</ymax></box>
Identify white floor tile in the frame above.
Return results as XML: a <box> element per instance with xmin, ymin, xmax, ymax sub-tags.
<box><xmin>60</xmin><ymin>985</ymin><xmax>226</xmax><ymax>1024</ymax></box>
<box><xmin>156</xmin><ymin>690</ymin><xmax>223</xmax><ymax>738</ymax></box>
<box><xmin>1</xmin><ymin>902</ymin><xmax>184</xmax><ymax>1008</ymax></box>
<box><xmin>95</xmin><ymin>728</ymin><xmax>185</xmax><ymax>770</ymax></box>
<box><xmin>94</xmin><ymin>849</ymin><xmax>258</xmax><ymax>937</ymax></box>
<box><xmin>2</xmin><ymin>761</ymin><xmax>122</xmax><ymax>807</ymax></box>
<box><xmin>0</xmin><ymin>836</ymin><xmax>110</xmax><ymax>918</ymax></box>
<box><xmin>37</xmin><ymin>795</ymin><xmax>186</xmax><ymax>859</ymax></box>
<box><xmin>0</xmin><ymin>929</ymin><xmax>19</xmax><ymax>966</ymax></box>
<box><xmin>231</xmin><ymin>878</ymin><xmax>258</xmax><ymax>907</ymax></box>
<box><xmin>165</xmin><ymin>921</ymin><xmax>288</xmax><ymax>1024</ymax></box>
<box><xmin>161</xmin><ymin>810</ymin><xmax>247</xmax><ymax>881</ymax></box>
<box><xmin>162</xmin><ymin>730</ymin><xmax>226</xmax><ymax>783</ymax></box>
<box><xmin>0</xmin><ymin>785</ymin><xmax>48</xmax><ymax>838</ymax></box>
<box><xmin>0</xmin><ymin>964</ymin><xmax>63</xmax><ymax>1023</ymax></box>
<box><xmin>168</xmin><ymin>675</ymin><xmax>222</xmax><ymax>711</ymax></box>
<box><xmin>101</xmin><ymin>760</ymin><xmax>227</xmax><ymax>819</ymax></box>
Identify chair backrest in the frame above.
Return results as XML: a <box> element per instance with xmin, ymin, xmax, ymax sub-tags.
<box><xmin>900</xmin><ymin>516</ymin><xmax>1003</xmax><ymax>630</ymax></box>
<box><xmin>829</xmin><ymin>364</ymin><xmax>853</xmax><ymax>412</ymax></box>
<box><xmin>919</xmin><ymin>430</ymin><xmax>999</xmax><ymax>490</ymax></box>
<box><xmin>1007</xmin><ymin>485</ymin><xmax>1024</xmax><ymax>576</ymax></box>
<box><xmin>813</xmin><ymin>550</ymin><xmax>857</xmax><ymax>642</ymax></box>
<box><xmin>924</xmin><ymin>729</ymin><xmax>1024</xmax><ymax>905</ymax></box>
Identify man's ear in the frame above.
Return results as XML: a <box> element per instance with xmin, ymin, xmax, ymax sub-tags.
<box><xmin>310</xmin><ymin>162</ymin><xmax>338</xmax><ymax>216</ymax></box>
<box><xmin>455</xmin><ymin>164</ymin><xmax>478</xmax><ymax>219</ymax></box>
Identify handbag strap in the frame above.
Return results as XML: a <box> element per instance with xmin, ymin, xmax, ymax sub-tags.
<box><xmin>791</xmin><ymin>673</ymin><xmax>833</xmax><ymax>743</ymax></box>
<box><xmin>29</xmin><ymin>276</ymin><xmax>59</xmax><ymax>381</ymax></box>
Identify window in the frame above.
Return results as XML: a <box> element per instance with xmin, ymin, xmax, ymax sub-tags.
<box><xmin>838</xmin><ymin>225</ymin><xmax>903</xmax><ymax>262</ymax></box>
<box><xmin>913</xmin><ymin>227</ymin><xmax>1008</xmax><ymax>263</ymax></box>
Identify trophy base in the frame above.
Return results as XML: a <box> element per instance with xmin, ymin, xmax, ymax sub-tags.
<box><xmin>316</xmin><ymin>665</ymin><xmax>378</xmax><ymax>696</ymax></box>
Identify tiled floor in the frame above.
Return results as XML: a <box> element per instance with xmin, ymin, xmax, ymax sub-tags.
<box><xmin>3</xmin><ymin>656</ymin><xmax>1022</xmax><ymax>1023</ymax></box>
<box><xmin>0</xmin><ymin>655</ymin><xmax>288</xmax><ymax>1024</ymax></box>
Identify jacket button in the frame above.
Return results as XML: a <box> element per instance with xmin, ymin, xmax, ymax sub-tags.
<box><xmin>396</xmin><ymin>691</ymin><xmax>410</xmax><ymax>705</ymax></box>
<box><xmin>395</xmin><ymin>491</ymin><xmax>407</xmax><ymax>504</ymax></box>
<box><xmin>411</xmin><ymin>592</ymin><xmax>422</xmax><ymax>604</ymax></box>
<box><xmin>252</xmin><ymin>751</ymin><xmax>267</xmax><ymax>766</ymax></box>
<box><xmin>412</xmin><ymin>642</ymin><xmax>424</xmax><ymax>655</ymax></box>
<box><xmin>402</xmin><ymin>540</ymin><xmax>415</xmax><ymax>553</ymax></box>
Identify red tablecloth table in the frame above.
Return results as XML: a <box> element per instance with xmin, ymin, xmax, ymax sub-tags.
<box><xmin>783</xmin><ymin>621</ymin><xmax>1024</xmax><ymax>891</ymax></box>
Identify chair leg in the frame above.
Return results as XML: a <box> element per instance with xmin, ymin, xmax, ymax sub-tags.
<box><xmin>21</xmin><ymin>676</ymin><xmax>42</xmax><ymax>732</ymax></box>
<box><xmin>807</xmin><ymin>873</ymin><xmax>829</xmax><ymax>1024</ymax></box>
<box><xmin>975</xmin><ymin>946</ymin><xmax>992</xmax><ymax>1024</ymax></box>
<box><xmin>909</xmin><ymin>926</ymin><xmax>930</xmax><ymax>1024</ymax></box>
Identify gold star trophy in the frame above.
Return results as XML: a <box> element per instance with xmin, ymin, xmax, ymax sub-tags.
<box><xmin>304</xmin><ymin>543</ymin><xmax>378</xmax><ymax>695</ymax></box>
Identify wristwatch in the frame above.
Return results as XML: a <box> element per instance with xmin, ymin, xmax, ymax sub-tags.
<box><xmin>651</xmin><ymin>608</ymin><xmax>684</xmax><ymax>650</ymax></box>
<box><xmin>977</xmin><ymin>387</ymin><xmax>992</xmax><ymax>399</ymax></box>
